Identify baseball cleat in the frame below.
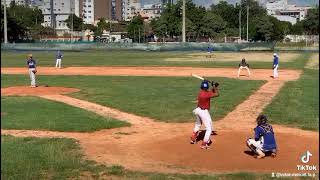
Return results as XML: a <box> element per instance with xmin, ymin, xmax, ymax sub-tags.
<box><xmin>190</xmin><ymin>140</ymin><xmax>196</xmax><ymax>144</ymax></box>
<box><xmin>271</xmin><ymin>152</ymin><xmax>277</xmax><ymax>158</ymax></box>
<box><xmin>255</xmin><ymin>154</ymin><xmax>265</xmax><ymax>159</ymax></box>
<box><xmin>200</xmin><ymin>142</ymin><xmax>210</xmax><ymax>149</ymax></box>
<box><xmin>200</xmin><ymin>144</ymin><xmax>210</xmax><ymax>149</ymax></box>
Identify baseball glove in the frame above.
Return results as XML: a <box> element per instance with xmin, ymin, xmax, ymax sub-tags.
<box><xmin>32</xmin><ymin>70</ymin><xmax>37</xmax><ymax>74</ymax></box>
<box><xmin>214</xmin><ymin>82</ymin><xmax>219</xmax><ymax>87</ymax></box>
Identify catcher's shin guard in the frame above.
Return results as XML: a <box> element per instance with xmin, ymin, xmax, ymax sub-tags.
<box><xmin>246</xmin><ymin>139</ymin><xmax>257</xmax><ymax>153</ymax></box>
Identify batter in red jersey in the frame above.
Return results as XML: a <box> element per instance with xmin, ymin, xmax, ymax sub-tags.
<box><xmin>190</xmin><ymin>80</ymin><xmax>220</xmax><ymax>149</ymax></box>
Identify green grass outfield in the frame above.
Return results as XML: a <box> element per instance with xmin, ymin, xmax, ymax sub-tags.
<box><xmin>263</xmin><ymin>68</ymin><xmax>319</xmax><ymax>131</ymax></box>
<box><xmin>1</xmin><ymin>96</ymin><xmax>129</xmax><ymax>132</ymax></box>
<box><xmin>1</xmin><ymin>50</ymin><xmax>311</xmax><ymax>69</ymax></box>
<box><xmin>2</xmin><ymin>135</ymin><xmax>297</xmax><ymax>180</ymax></box>
<box><xmin>1</xmin><ymin>75</ymin><xmax>264</xmax><ymax>123</ymax></box>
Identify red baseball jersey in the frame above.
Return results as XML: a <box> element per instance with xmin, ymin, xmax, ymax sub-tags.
<box><xmin>197</xmin><ymin>90</ymin><xmax>216</xmax><ymax>109</ymax></box>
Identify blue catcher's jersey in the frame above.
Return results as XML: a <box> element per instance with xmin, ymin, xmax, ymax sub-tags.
<box><xmin>254</xmin><ymin>124</ymin><xmax>277</xmax><ymax>151</ymax></box>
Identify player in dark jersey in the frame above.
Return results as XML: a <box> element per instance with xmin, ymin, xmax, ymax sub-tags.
<box><xmin>247</xmin><ymin>114</ymin><xmax>277</xmax><ymax>158</ymax></box>
<box><xmin>26</xmin><ymin>54</ymin><xmax>37</xmax><ymax>87</ymax></box>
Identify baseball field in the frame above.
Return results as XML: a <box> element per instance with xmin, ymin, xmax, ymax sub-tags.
<box><xmin>1</xmin><ymin>50</ymin><xmax>319</xmax><ymax>179</ymax></box>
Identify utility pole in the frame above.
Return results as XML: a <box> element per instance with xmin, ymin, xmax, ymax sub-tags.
<box><xmin>247</xmin><ymin>5</ymin><xmax>249</xmax><ymax>42</ymax></box>
<box><xmin>138</xmin><ymin>27</ymin><xmax>140</xmax><ymax>43</ymax></box>
<box><xmin>71</xmin><ymin>0</ymin><xmax>73</xmax><ymax>42</ymax></box>
<box><xmin>4</xmin><ymin>0</ymin><xmax>8</xmax><ymax>43</ymax></box>
<box><xmin>239</xmin><ymin>9</ymin><xmax>241</xmax><ymax>42</ymax></box>
<box><xmin>50</xmin><ymin>0</ymin><xmax>55</xmax><ymax>29</ymax></box>
<box><xmin>182</xmin><ymin>0</ymin><xmax>186</xmax><ymax>43</ymax></box>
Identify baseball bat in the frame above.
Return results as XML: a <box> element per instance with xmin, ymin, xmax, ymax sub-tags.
<box><xmin>191</xmin><ymin>73</ymin><xmax>205</xmax><ymax>81</ymax></box>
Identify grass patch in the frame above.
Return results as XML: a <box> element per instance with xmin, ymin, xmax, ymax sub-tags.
<box><xmin>2</xmin><ymin>135</ymin><xmax>300</xmax><ymax>180</ymax></box>
<box><xmin>1</xmin><ymin>50</ymin><xmax>309</xmax><ymax>69</ymax></box>
<box><xmin>1</xmin><ymin>96</ymin><xmax>129</xmax><ymax>132</ymax></box>
<box><xmin>1</xmin><ymin>75</ymin><xmax>265</xmax><ymax>122</ymax></box>
<box><xmin>263</xmin><ymin>69</ymin><xmax>319</xmax><ymax>131</ymax></box>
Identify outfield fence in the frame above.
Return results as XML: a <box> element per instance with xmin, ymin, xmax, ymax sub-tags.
<box><xmin>1</xmin><ymin>42</ymin><xmax>318</xmax><ymax>52</ymax></box>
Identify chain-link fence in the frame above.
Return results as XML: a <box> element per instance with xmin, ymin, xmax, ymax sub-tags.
<box><xmin>1</xmin><ymin>42</ymin><xmax>279</xmax><ymax>52</ymax></box>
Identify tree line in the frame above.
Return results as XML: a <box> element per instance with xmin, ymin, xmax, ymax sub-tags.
<box><xmin>1</xmin><ymin>0</ymin><xmax>318</xmax><ymax>43</ymax></box>
<box><xmin>150</xmin><ymin>0</ymin><xmax>319</xmax><ymax>42</ymax></box>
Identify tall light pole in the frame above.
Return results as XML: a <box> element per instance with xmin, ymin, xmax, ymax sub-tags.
<box><xmin>4</xmin><ymin>0</ymin><xmax>8</xmax><ymax>43</ymax></box>
<box><xmin>182</xmin><ymin>0</ymin><xmax>186</xmax><ymax>43</ymax></box>
<box><xmin>239</xmin><ymin>9</ymin><xmax>241</xmax><ymax>42</ymax></box>
<box><xmin>71</xmin><ymin>0</ymin><xmax>73</xmax><ymax>42</ymax></box>
<box><xmin>247</xmin><ymin>5</ymin><xmax>249</xmax><ymax>42</ymax></box>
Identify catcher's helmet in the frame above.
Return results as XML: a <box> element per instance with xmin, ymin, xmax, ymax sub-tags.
<box><xmin>256</xmin><ymin>114</ymin><xmax>268</xmax><ymax>125</ymax></box>
<box><xmin>200</xmin><ymin>81</ymin><xmax>209</xmax><ymax>90</ymax></box>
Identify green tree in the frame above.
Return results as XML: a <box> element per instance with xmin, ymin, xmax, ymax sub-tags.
<box><xmin>302</xmin><ymin>6</ymin><xmax>319</xmax><ymax>35</ymax></box>
<box><xmin>211</xmin><ymin>1</ymin><xmax>238</xmax><ymax>29</ymax></box>
<box><xmin>65</xmin><ymin>14</ymin><xmax>83</xmax><ymax>31</ymax></box>
<box><xmin>199</xmin><ymin>12</ymin><xmax>226</xmax><ymax>39</ymax></box>
<box><xmin>252</xmin><ymin>16</ymin><xmax>274</xmax><ymax>41</ymax></box>
<box><xmin>127</xmin><ymin>15</ymin><xmax>144</xmax><ymax>42</ymax></box>
<box><xmin>290</xmin><ymin>21</ymin><xmax>304</xmax><ymax>35</ymax></box>
<box><xmin>83</xmin><ymin>24</ymin><xmax>95</xmax><ymax>31</ymax></box>
<box><xmin>1</xmin><ymin>6</ymin><xmax>27</xmax><ymax>42</ymax></box>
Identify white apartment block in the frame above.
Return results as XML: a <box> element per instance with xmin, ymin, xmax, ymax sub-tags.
<box><xmin>139</xmin><ymin>4</ymin><xmax>162</xmax><ymax>21</ymax></box>
<box><xmin>1</xmin><ymin>0</ymin><xmax>27</xmax><ymax>6</ymax></box>
<box><xmin>82</xmin><ymin>0</ymin><xmax>94</xmax><ymax>24</ymax></box>
<box><xmin>266</xmin><ymin>0</ymin><xmax>312</xmax><ymax>24</ymax></box>
<box><xmin>122</xmin><ymin>0</ymin><xmax>141</xmax><ymax>21</ymax></box>
<box><xmin>40</xmin><ymin>0</ymin><xmax>78</xmax><ymax>31</ymax></box>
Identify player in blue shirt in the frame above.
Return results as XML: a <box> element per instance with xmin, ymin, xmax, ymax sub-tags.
<box><xmin>55</xmin><ymin>50</ymin><xmax>63</xmax><ymax>68</ymax></box>
<box><xmin>207</xmin><ymin>46</ymin><xmax>213</xmax><ymax>58</ymax></box>
<box><xmin>247</xmin><ymin>114</ymin><xmax>277</xmax><ymax>159</ymax></box>
<box><xmin>26</xmin><ymin>54</ymin><xmax>37</xmax><ymax>87</ymax></box>
<box><xmin>273</xmin><ymin>53</ymin><xmax>279</xmax><ymax>79</ymax></box>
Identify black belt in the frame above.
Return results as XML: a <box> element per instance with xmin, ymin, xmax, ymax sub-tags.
<box><xmin>198</xmin><ymin>107</ymin><xmax>208</xmax><ymax>110</ymax></box>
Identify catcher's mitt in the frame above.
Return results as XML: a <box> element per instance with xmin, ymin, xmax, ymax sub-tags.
<box><xmin>32</xmin><ymin>70</ymin><xmax>37</xmax><ymax>74</ymax></box>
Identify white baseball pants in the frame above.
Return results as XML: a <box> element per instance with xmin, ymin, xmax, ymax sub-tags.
<box><xmin>192</xmin><ymin>107</ymin><xmax>213</xmax><ymax>143</ymax></box>
<box><xmin>273</xmin><ymin>65</ymin><xmax>279</xmax><ymax>78</ymax></box>
<box><xmin>55</xmin><ymin>58</ymin><xmax>62</xmax><ymax>68</ymax></box>
<box><xmin>247</xmin><ymin>137</ymin><xmax>264</xmax><ymax>152</ymax></box>
<box><xmin>28</xmin><ymin>68</ymin><xmax>36</xmax><ymax>86</ymax></box>
<box><xmin>237</xmin><ymin>66</ymin><xmax>251</xmax><ymax>77</ymax></box>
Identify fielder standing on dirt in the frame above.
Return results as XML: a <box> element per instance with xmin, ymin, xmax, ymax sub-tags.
<box><xmin>247</xmin><ymin>114</ymin><xmax>277</xmax><ymax>159</ymax></box>
<box><xmin>190</xmin><ymin>80</ymin><xmax>219</xmax><ymax>149</ymax></box>
<box><xmin>26</xmin><ymin>54</ymin><xmax>37</xmax><ymax>88</ymax></box>
<box><xmin>272</xmin><ymin>53</ymin><xmax>279</xmax><ymax>79</ymax></box>
<box><xmin>237</xmin><ymin>58</ymin><xmax>251</xmax><ymax>77</ymax></box>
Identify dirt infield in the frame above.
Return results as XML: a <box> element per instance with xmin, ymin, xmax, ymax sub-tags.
<box><xmin>1</xmin><ymin>67</ymin><xmax>318</xmax><ymax>175</ymax></box>
<box><xmin>1</xmin><ymin>67</ymin><xmax>302</xmax><ymax>81</ymax></box>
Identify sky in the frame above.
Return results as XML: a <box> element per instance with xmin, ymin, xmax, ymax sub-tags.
<box><xmin>141</xmin><ymin>0</ymin><xmax>319</xmax><ymax>7</ymax></box>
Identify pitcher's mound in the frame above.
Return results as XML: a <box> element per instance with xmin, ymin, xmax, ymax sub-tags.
<box><xmin>1</xmin><ymin>86</ymin><xmax>80</xmax><ymax>96</ymax></box>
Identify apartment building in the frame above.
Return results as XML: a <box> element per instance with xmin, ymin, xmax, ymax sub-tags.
<box><xmin>1</xmin><ymin>0</ymin><xmax>29</xmax><ymax>6</ymax></box>
<box><xmin>139</xmin><ymin>4</ymin><xmax>162</xmax><ymax>21</ymax></box>
<box><xmin>122</xmin><ymin>0</ymin><xmax>141</xmax><ymax>21</ymax></box>
<box><xmin>79</xmin><ymin>0</ymin><xmax>122</xmax><ymax>24</ymax></box>
<box><xmin>40</xmin><ymin>0</ymin><xmax>77</xmax><ymax>31</ymax></box>
<box><xmin>266</xmin><ymin>0</ymin><xmax>312</xmax><ymax>24</ymax></box>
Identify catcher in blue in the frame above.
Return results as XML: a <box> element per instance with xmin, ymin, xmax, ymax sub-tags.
<box><xmin>246</xmin><ymin>114</ymin><xmax>277</xmax><ymax>159</ymax></box>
